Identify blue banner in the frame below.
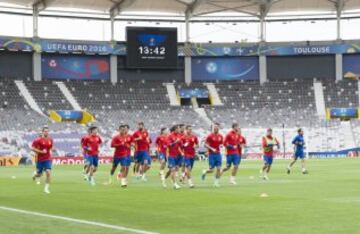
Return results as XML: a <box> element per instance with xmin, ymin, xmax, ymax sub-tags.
<box><xmin>57</xmin><ymin>110</ymin><xmax>83</xmax><ymax>121</ymax></box>
<box><xmin>179</xmin><ymin>89</ymin><xmax>209</xmax><ymax>98</ymax></box>
<box><xmin>187</xmin><ymin>43</ymin><xmax>360</xmax><ymax>56</ymax></box>
<box><xmin>40</xmin><ymin>40</ymin><xmax>126</xmax><ymax>55</ymax></box>
<box><xmin>343</xmin><ymin>54</ymin><xmax>360</xmax><ymax>79</ymax></box>
<box><xmin>309</xmin><ymin>147</ymin><xmax>360</xmax><ymax>158</ymax></box>
<box><xmin>192</xmin><ymin>57</ymin><xmax>259</xmax><ymax>81</ymax></box>
<box><xmin>42</xmin><ymin>54</ymin><xmax>110</xmax><ymax>80</ymax></box>
<box><xmin>329</xmin><ymin>108</ymin><xmax>358</xmax><ymax>118</ymax></box>
<box><xmin>1</xmin><ymin>36</ymin><xmax>360</xmax><ymax>56</ymax></box>
<box><xmin>0</xmin><ymin>37</ymin><xmax>39</xmax><ymax>52</ymax></box>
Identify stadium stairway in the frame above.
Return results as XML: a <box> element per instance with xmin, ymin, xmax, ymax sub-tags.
<box><xmin>165</xmin><ymin>83</ymin><xmax>180</xmax><ymax>106</ymax></box>
<box><xmin>313</xmin><ymin>81</ymin><xmax>326</xmax><ymax>119</ymax></box>
<box><xmin>55</xmin><ymin>81</ymin><xmax>82</xmax><ymax>110</ymax></box>
<box><xmin>341</xmin><ymin>121</ymin><xmax>356</xmax><ymax>149</ymax></box>
<box><xmin>14</xmin><ymin>80</ymin><xmax>44</xmax><ymax>116</ymax></box>
<box><xmin>205</xmin><ymin>83</ymin><xmax>223</xmax><ymax>106</ymax></box>
<box><xmin>193</xmin><ymin>107</ymin><xmax>213</xmax><ymax>126</ymax></box>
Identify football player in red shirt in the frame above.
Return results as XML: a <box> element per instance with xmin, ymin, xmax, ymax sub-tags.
<box><xmin>110</xmin><ymin>124</ymin><xmax>134</xmax><ymax>187</ymax></box>
<box><xmin>178</xmin><ymin>124</ymin><xmax>186</xmax><ymax>182</ymax></box>
<box><xmin>221</xmin><ymin>123</ymin><xmax>247</xmax><ymax>185</ymax></box>
<box><xmin>165</xmin><ymin>125</ymin><xmax>184</xmax><ymax>189</ymax></box>
<box><xmin>82</xmin><ymin>126</ymin><xmax>102</xmax><ymax>185</ymax></box>
<box><xmin>31</xmin><ymin>126</ymin><xmax>53</xmax><ymax>194</ymax></box>
<box><xmin>182</xmin><ymin>125</ymin><xmax>198</xmax><ymax>188</ymax></box>
<box><xmin>133</xmin><ymin>122</ymin><xmax>152</xmax><ymax>181</ymax></box>
<box><xmin>261</xmin><ymin>128</ymin><xmax>280</xmax><ymax>180</ymax></box>
<box><xmin>155</xmin><ymin>127</ymin><xmax>169</xmax><ymax>185</ymax></box>
<box><xmin>201</xmin><ymin>123</ymin><xmax>224</xmax><ymax>187</ymax></box>
<box><xmin>80</xmin><ymin>128</ymin><xmax>91</xmax><ymax>180</ymax></box>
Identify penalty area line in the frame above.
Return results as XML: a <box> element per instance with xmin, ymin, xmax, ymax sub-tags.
<box><xmin>0</xmin><ymin>206</ymin><xmax>159</xmax><ymax>234</ymax></box>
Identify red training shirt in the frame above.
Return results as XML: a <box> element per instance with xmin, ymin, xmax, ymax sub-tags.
<box><xmin>111</xmin><ymin>134</ymin><xmax>133</xmax><ymax>158</ymax></box>
<box><xmin>155</xmin><ymin>135</ymin><xmax>169</xmax><ymax>155</ymax></box>
<box><xmin>32</xmin><ymin>136</ymin><xmax>53</xmax><ymax>162</ymax></box>
<box><xmin>167</xmin><ymin>132</ymin><xmax>182</xmax><ymax>157</ymax></box>
<box><xmin>182</xmin><ymin>134</ymin><xmax>198</xmax><ymax>158</ymax></box>
<box><xmin>83</xmin><ymin>134</ymin><xmax>102</xmax><ymax>156</ymax></box>
<box><xmin>205</xmin><ymin>133</ymin><xmax>223</xmax><ymax>154</ymax></box>
<box><xmin>133</xmin><ymin>130</ymin><xmax>151</xmax><ymax>152</ymax></box>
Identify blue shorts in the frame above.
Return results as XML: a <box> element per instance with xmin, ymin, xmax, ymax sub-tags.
<box><xmin>263</xmin><ymin>156</ymin><xmax>273</xmax><ymax>165</ymax></box>
<box><xmin>36</xmin><ymin>160</ymin><xmax>52</xmax><ymax>174</ymax></box>
<box><xmin>168</xmin><ymin>155</ymin><xmax>183</xmax><ymax>168</ymax></box>
<box><xmin>134</xmin><ymin>152</ymin><xmax>141</xmax><ymax>163</ymax></box>
<box><xmin>87</xmin><ymin>155</ymin><xmax>99</xmax><ymax>167</ymax></box>
<box><xmin>294</xmin><ymin>152</ymin><xmax>305</xmax><ymax>160</ymax></box>
<box><xmin>184</xmin><ymin>158</ymin><xmax>195</xmax><ymax>169</ymax></box>
<box><xmin>179</xmin><ymin>155</ymin><xmax>185</xmax><ymax>166</ymax></box>
<box><xmin>157</xmin><ymin>153</ymin><xmax>167</xmax><ymax>162</ymax></box>
<box><xmin>209</xmin><ymin>153</ymin><xmax>222</xmax><ymax>169</ymax></box>
<box><xmin>113</xmin><ymin>156</ymin><xmax>131</xmax><ymax>167</ymax></box>
<box><xmin>136</xmin><ymin>151</ymin><xmax>151</xmax><ymax>165</ymax></box>
<box><xmin>226</xmin><ymin>154</ymin><xmax>241</xmax><ymax>167</ymax></box>
<box><xmin>83</xmin><ymin>155</ymin><xmax>90</xmax><ymax>165</ymax></box>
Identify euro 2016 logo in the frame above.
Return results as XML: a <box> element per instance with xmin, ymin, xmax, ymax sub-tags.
<box><xmin>49</xmin><ymin>59</ymin><xmax>57</xmax><ymax>68</ymax></box>
<box><xmin>149</xmin><ymin>38</ymin><xmax>155</xmax><ymax>46</ymax></box>
<box><xmin>206</xmin><ymin>62</ymin><xmax>217</xmax><ymax>74</ymax></box>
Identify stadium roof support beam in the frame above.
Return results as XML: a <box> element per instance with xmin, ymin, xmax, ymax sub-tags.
<box><xmin>184</xmin><ymin>0</ymin><xmax>207</xmax><ymax>43</ymax></box>
<box><xmin>258</xmin><ymin>0</ymin><xmax>281</xmax><ymax>42</ymax></box>
<box><xmin>109</xmin><ymin>0</ymin><xmax>136</xmax><ymax>41</ymax></box>
<box><xmin>259</xmin><ymin>1</ymin><xmax>271</xmax><ymax>42</ymax></box>
<box><xmin>32</xmin><ymin>0</ymin><xmax>49</xmax><ymax>37</ymax></box>
<box><xmin>335</xmin><ymin>0</ymin><xmax>345</xmax><ymax>40</ymax></box>
<box><xmin>185</xmin><ymin>10</ymin><xmax>190</xmax><ymax>42</ymax></box>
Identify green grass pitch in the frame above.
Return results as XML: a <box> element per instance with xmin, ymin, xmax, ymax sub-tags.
<box><xmin>1</xmin><ymin>158</ymin><xmax>360</xmax><ymax>234</ymax></box>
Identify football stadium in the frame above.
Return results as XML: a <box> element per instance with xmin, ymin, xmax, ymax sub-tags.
<box><xmin>1</xmin><ymin>0</ymin><xmax>360</xmax><ymax>233</ymax></box>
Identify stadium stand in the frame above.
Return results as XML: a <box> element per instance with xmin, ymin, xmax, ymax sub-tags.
<box><xmin>323</xmin><ymin>79</ymin><xmax>359</xmax><ymax>108</ymax></box>
<box><xmin>205</xmin><ymin>79</ymin><xmax>317</xmax><ymax>128</ymax></box>
<box><xmin>0</xmin><ymin>77</ymin><xmax>28</xmax><ymax>109</ymax></box>
<box><xmin>1</xmin><ymin>75</ymin><xmax>354</xmax><ymax>157</ymax></box>
<box><xmin>24</xmin><ymin>80</ymin><xmax>73</xmax><ymax>112</ymax></box>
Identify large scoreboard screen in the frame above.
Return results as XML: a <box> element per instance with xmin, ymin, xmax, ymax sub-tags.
<box><xmin>126</xmin><ymin>27</ymin><xmax>178</xmax><ymax>69</ymax></box>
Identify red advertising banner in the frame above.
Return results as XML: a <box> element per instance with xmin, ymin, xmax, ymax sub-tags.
<box><xmin>51</xmin><ymin>156</ymin><xmax>113</xmax><ymax>165</ymax></box>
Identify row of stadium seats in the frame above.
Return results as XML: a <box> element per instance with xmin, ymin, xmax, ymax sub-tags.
<box><xmin>322</xmin><ymin>79</ymin><xmax>359</xmax><ymax>108</ymax></box>
<box><xmin>23</xmin><ymin>80</ymin><xmax>73</xmax><ymax>111</ymax></box>
<box><xmin>65</xmin><ymin>80</ymin><xmax>170</xmax><ymax>110</ymax></box>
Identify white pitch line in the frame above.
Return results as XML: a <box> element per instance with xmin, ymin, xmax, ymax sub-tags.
<box><xmin>0</xmin><ymin>206</ymin><xmax>159</xmax><ymax>234</ymax></box>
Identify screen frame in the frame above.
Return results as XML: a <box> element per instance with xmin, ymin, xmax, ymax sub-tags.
<box><xmin>125</xmin><ymin>26</ymin><xmax>178</xmax><ymax>69</ymax></box>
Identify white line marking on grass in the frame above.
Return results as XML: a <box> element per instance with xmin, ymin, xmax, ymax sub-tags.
<box><xmin>0</xmin><ymin>206</ymin><xmax>159</xmax><ymax>234</ymax></box>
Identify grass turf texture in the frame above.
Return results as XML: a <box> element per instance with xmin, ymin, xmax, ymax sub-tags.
<box><xmin>0</xmin><ymin>158</ymin><xmax>360</xmax><ymax>234</ymax></box>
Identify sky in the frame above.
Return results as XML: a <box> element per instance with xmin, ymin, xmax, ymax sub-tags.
<box><xmin>0</xmin><ymin>12</ymin><xmax>360</xmax><ymax>42</ymax></box>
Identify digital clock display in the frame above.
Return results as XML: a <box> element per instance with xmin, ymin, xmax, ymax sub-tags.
<box><xmin>126</xmin><ymin>27</ymin><xmax>178</xmax><ymax>69</ymax></box>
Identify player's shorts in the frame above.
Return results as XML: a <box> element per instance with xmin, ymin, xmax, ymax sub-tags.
<box><xmin>226</xmin><ymin>154</ymin><xmax>241</xmax><ymax>167</ymax></box>
<box><xmin>83</xmin><ymin>155</ymin><xmax>90</xmax><ymax>165</ymax></box>
<box><xmin>184</xmin><ymin>158</ymin><xmax>195</xmax><ymax>169</ymax></box>
<box><xmin>209</xmin><ymin>153</ymin><xmax>222</xmax><ymax>169</ymax></box>
<box><xmin>134</xmin><ymin>152</ymin><xmax>141</xmax><ymax>163</ymax></box>
<box><xmin>136</xmin><ymin>151</ymin><xmax>151</xmax><ymax>165</ymax></box>
<box><xmin>36</xmin><ymin>160</ymin><xmax>52</xmax><ymax>174</ymax></box>
<box><xmin>113</xmin><ymin>156</ymin><xmax>131</xmax><ymax>167</ymax></box>
<box><xmin>157</xmin><ymin>152</ymin><xmax>167</xmax><ymax>162</ymax></box>
<box><xmin>294</xmin><ymin>152</ymin><xmax>305</xmax><ymax>160</ymax></box>
<box><xmin>168</xmin><ymin>155</ymin><xmax>183</xmax><ymax>168</ymax></box>
<box><xmin>263</xmin><ymin>155</ymin><xmax>273</xmax><ymax>165</ymax></box>
<box><xmin>179</xmin><ymin>155</ymin><xmax>185</xmax><ymax>166</ymax></box>
<box><xmin>87</xmin><ymin>155</ymin><xmax>99</xmax><ymax>167</ymax></box>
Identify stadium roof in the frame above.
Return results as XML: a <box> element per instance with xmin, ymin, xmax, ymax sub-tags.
<box><xmin>1</xmin><ymin>0</ymin><xmax>360</xmax><ymax>18</ymax></box>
